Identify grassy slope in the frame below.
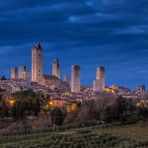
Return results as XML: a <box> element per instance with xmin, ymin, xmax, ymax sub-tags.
<box><xmin>0</xmin><ymin>124</ymin><xmax>148</xmax><ymax>148</ymax></box>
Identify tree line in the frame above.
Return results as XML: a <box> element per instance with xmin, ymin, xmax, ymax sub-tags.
<box><xmin>0</xmin><ymin>89</ymin><xmax>147</xmax><ymax>127</ymax></box>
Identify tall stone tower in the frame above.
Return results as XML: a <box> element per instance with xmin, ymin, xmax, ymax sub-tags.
<box><xmin>71</xmin><ymin>65</ymin><xmax>80</xmax><ymax>92</ymax></box>
<box><xmin>52</xmin><ymin>59</ymin><xmax>60</xmax><ymax>79</ymax></box>
<box><xmin>11</xmin><ymin>67</ymin><xmax>17</xmax><ymax>79</ymax></box>
<box><xmin>96</xmin><ymin>66</ymin><xmax>105</xmax><ymax>81</ymax></box>
<box><xmin>32</xmin><ymin>43</ymin><xmax>43</xmax><ymax>83</ymax></box>
<box><xmin>93</xmin><ymin>66</ymin><xmax>105</xmax><ymax>92</ymax></box>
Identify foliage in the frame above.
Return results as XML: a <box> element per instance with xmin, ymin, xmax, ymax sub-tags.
<box><xmin>10</xmin><ymin>90</ymin><xmax>42</xmax><ymax>119</ymax></box>
<box><xmin>1</xmin><ymin>76</ymin><xmax>6</xmax><ymax>80</ymax></box>
<box><xmin>64</xmin><ymin>96</ymin><xmax>143</xmax><ymax>125</ymax></box>
<box><xmin>115</xmin><ymin>96</ymin><xmax>140</xmax><ymax>123</ymax></box>
<box><xmin>51</xmin><ymin>107</ymin><xmax>64</xmax><ymax>126</ymax></box>
<box><xmin>139</xmin><ymin>107</ymin><xmax>148</xmax><ymax>120</ymax></box>
<box><xmin>11</xmin><ymin>101</ymin><xmax>25</xmax><ymax>119</ymax></box>
<box><xmin>0</xmin><ymin>99</ymin><xmax>9</xmax><ymax>118</ymax></box>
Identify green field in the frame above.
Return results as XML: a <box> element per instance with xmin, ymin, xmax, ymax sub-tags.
<box><xmin>0</xmin><ymin>124</ymin><xmax>148</xmax><ymax>148</ymax></box>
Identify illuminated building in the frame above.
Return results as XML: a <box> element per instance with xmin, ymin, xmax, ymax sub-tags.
<box><xmin>52</xmin><ymin>59</ymin><xmax>60</xmax><ymax>79</ymax></box>
<box><xmin>64</xmin><ymin>75</ymin><xmax>70</xmax><ymax>84</ymax></box>
<box><xmin>49</xmin><ymin>99</ymin><xmax>67</xmax><ymax>108</ymax></box>
<box><xmin>32</xmin><ymin>42</ymin><xmax>43</xmax><ymax>83</ymax></box>
<box><xmin>11</xmin><ymin>67</ymin><xmax>17</xmax><ymax>79</ymax></box>
<box><xmin>41</xmin><ymin>75</ymin><xmax>62</xmax><ymax>89</ymax></box>
<box><xmin>71</xmin><ymin>65</ymin><xmax>80</xmax><ymax>92</ymax></box>
<box><xmin>93</xmin><ymin>80</ymin><xmax>101</xmax><ymax>92</ymax></box>
<box><xmin>93</xmin><ymin>66</ymin><xmax>105</xmax><ymax>92</ymax></box>
<box><xmin>138</xmin><ymin>84</ymin><xmax>146</xmax><ymax>92</ymax></box>
<box><xmin>110</xmin><ymin>85</ymin><xmax>119</xmax><ymax>91</ymax></box>
<box><xmin>23</xmin><ymin>71</ymin><xmax>31</xmax><ymax>81</ymax></box>
<box><xmin>18</xmin><ymin>65</ymin><xmax>26</xmax><ymax>79</ymax></box>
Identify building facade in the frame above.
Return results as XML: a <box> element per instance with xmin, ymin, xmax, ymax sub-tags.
<box><xmin>138</xmin><ymin>84</ymin><xmax>146</xmax><ymax>92</ymax></box>
<box><xmin>41</xmin><ymin>75</ymin><xmax>62</xmax><ymax>89</ymax></box>
<box><xmin>18</xmin><ymin>66</ymin><xmax>26</xmax><ymax>79</ymax></box>
<box><xmin>93</xmin><ymin>80</ymin><xmax>101</xmax><ymax>92</ymax></box>
<box><xmin>23</xmin><ymin>71</ymin><xmax>31</xmax><ymax>81</ymax></box>
<box><xmin>64</xmin><ymin>75</ymin><xmax>70</xmax><ymax>84</ymax></box>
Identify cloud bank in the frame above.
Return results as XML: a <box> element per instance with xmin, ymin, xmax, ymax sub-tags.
<box><xmin>0</xmin><ymin>0</ymin><xmax>148</xmax><ymax>88</ymax></box>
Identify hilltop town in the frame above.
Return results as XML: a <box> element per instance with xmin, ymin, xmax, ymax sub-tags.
<box><xmin>0</xmin><ymin>44</ymin><xmax>147</xmax><ymax>147</ymax></box>
<box><xmin>0</xmin><ymin>42</ymin><xmax>148</xmax><ymax>108</ymax></box>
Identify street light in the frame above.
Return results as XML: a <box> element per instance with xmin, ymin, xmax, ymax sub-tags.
<box><xmin>8</xmin><ymin>98</ymin><xmax>16</xmax><ymax>119</ymax></box>
<box><xmin>8</xmin><ymin>99</ymin><xmax>16</xmax><ymax>107</ymax></box>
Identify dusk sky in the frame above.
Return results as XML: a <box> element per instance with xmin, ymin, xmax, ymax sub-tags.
<box><xmin>0</xmin><ymin>0</ymin><xmax>148</xmax><ymax>89</ymax></box>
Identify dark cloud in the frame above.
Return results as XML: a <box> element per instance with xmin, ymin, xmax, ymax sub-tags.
<box><xmin>0</xmin><ymin>0</ymin><xmax>148</xmax><ymax>88</ymax></box>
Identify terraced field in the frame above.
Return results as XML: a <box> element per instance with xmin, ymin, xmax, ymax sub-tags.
<box><xmin>0</xmin><ymin>124</ymin><xmax>148</xmax><ymax>148</ymax></box>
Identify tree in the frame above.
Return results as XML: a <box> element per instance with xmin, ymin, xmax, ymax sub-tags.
<box><xmin>0</xmin><ymin>99</ymin><xmax>9</xmax><ymax>118</ymax></box>
<box><xmin>51</xmin><ymin>108</ymin><xmax>64</xmax><ymax>126</ymax></box>
<box><xmin>12</xmin><ymin>90</ymin><xmax>42</xmax><ymax>119</ymax></box>
<box><xmin>117</xmin><ymin>96</ymin><xmax>129</xmax><ymax>114</ymax></box>
<box><xmin>139</xmin><ymin>107</ymin><xmax>148</xmax><ymax>120</ymax></box>
<box><xmin>1</xmin><ymin>76</ymin><xmax>6</xmax><ymax>80</ymax></box>
<box><xmin>11</xmin><ymin>101</ymin><xmax>25</xmax><ymax>119</ymax></box>
<box><xmin>99</xmin><ymin>105</ymin><xmax>119</xmax><ymax>123</ymax></box>
<box><xmin>33</xmin><ymin>98</ymin><xmax>40</xmax><ymax>116</ymax></box>
<box><xmin>116</xmin><ymin>96</ymin><xmax>134</xmax><ymax>123</ymax></box>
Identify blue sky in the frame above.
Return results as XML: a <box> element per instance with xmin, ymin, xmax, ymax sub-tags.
<box><xmin>0</xmin><ymin>0</ymin><xmax>148</xmax><ymax>89</ymax></box>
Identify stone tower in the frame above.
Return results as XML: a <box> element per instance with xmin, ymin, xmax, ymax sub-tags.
<box><xmin>32</xmin><ymin>42</ymin><xmax>43</xmax><ymax>83</ymax></box>
<box><xmin>93</xmin><ymin>66</ymin><xmax>105</xmax><ymax>92</ymax></box>
<box><xmin>52</xmin><ymin>59</ymin><xmax>60</xmax><ymax>79</ymax></box>
<box><xmin>71</xmin><ymin>65</ymin><xmax>80</xmax><ymax>92</ymax></box>
<box><xmin>11</xmin><ymin>67</ymin><xmax>17</xmax><ymax>79</ymax></box>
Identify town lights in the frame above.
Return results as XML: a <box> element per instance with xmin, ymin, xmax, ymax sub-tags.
<box><xmin>49</xmin><ymin>101</ymin><xmax>53</xmax><ymax>105</ymax></box>
<box><xmin>9</xmin><ymin>99</ymin><xmax>16</xmax><ymax>107</ymax></box>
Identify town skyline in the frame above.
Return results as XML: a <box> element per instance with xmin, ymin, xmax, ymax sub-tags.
<box><xmin>0</xmin><ymin>41</ymin><xmax>147</xmax><ymax>89</ymax></box>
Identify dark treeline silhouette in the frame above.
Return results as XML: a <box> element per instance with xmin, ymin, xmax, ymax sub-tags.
<box><xmin>0</xmin><ymin>91</ymin><xmax>147</xmax><ymax>126</ymax></box>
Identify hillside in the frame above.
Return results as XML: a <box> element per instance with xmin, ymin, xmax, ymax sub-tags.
<box><xmin>0</xmin><ymin>123</ymin><xmax>148</xmax><ymax>148</ymax></box>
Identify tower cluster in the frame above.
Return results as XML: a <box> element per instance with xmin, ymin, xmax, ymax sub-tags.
<box><xmin>31</xmin><ymin>43</ymin><xmax>82</xmax><ymax>92</ymax></box>
<box><xmin>10</xmin><ymin>42</ymin><xmax>106</xmax><ymax>93</ymax></box>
